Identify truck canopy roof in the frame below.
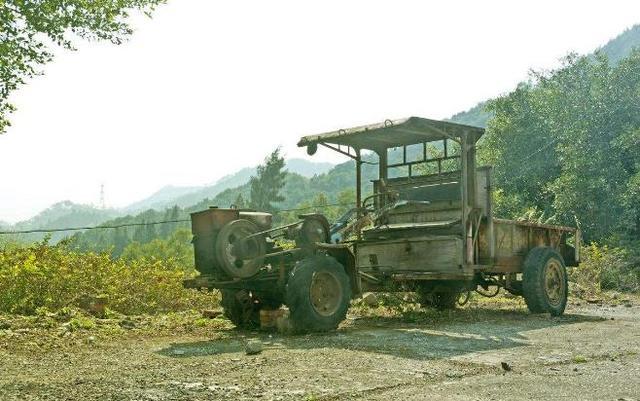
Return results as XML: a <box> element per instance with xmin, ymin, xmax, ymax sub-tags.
<box><xmin>297</xmin><ymin>116</ymin><xmax>484</xmax><ymax>153</ymax></box>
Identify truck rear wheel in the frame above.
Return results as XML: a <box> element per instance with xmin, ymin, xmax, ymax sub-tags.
<box><xmin>522</xmin><ymin>247</ymin><xmax>568</xmax><ymax>316</ymax></box>
<box><xmin>221</xmin><ymin>289</ymin><xmax>259</xmax><ymax>329</ymax></box>
<box><xmin>417</xmin><ymin>281</ymin><xmax>465</xmax><ymax>311</ymax></box>
<box><xmin>285</xmin><ymin>254</ymin><xmax>351</xmax><ymax>333</ymax></box>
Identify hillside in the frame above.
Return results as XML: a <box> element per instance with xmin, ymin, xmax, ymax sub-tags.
<box><xmin>3</xmin><ymin>158</ymin><xmax>334</xmax><ymax>241</ymax></box>
<box><xmin>598</xmin><ymin>24</ymin><xmax>640</xmax><ymax>65</ymax></box>
<box><xmin>448</xmin><ymin>101</ymin><xmax>491</xmax><ymax>128</ymax></box>
<box><xmin>123</xmin><ymin>185</ymin><xmax>202</xmax><ymax>213</ymax></box>
<box><xmin>10</xmin><ymin>201</ymin><xmax>120</xmax><ymax>242</ymax></box>
<box><xmin>124</xmin><ymin>158</ymin><xmax>334</xmax><ymax>213</ymax></box>
<box><xmin>448</xmin><ymin>24</ymin><xmax>640</xmax><ymax>128</ymax></box>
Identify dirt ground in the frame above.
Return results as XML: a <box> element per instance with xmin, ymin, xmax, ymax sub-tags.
<box><xmin>1</xmin><ymin>296</ymin><xmax>639</xmax><ymax>401</ymax></box>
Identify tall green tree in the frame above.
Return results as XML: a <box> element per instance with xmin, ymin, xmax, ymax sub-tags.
<box><xmin>0</xmin><ymin>0</ymin><xmax>165</xmax><ymax>133</ymax></box>
<box><xmin>249</xmin><ymin>149</ymin><xmax>287</xmax><ymax>213</ymax></box>
<box><xmin>482</xmin><ymin>50</ymin><xmax>640</xmax><ymax>242</ymax></box>
<box><xmin>160</xmin><ymin>206</ymin><xmax>181</xmax><ymax>238</ymax></box>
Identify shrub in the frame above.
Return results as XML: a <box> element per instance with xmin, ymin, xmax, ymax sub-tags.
<box><xmin>570</xmin><ymin>243</ymin><xmax>640</xmax><ymax>296</ymax></box>
<box><xmin>0</xmin><ymin>240</ymin><xmax>218</xmax><ymax>315</ymax></box>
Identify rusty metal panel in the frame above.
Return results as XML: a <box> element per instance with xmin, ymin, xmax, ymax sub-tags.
<box><xmin>297</xmin><ymin>116</ymin><xmax>485</xmax><ymax>153</ymax></box>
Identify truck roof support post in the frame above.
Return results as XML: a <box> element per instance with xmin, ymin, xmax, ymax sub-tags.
<box><xmin>355</xmin><ymin>149</ymin><xmax>362</xmax><ymax>240</ymax></box>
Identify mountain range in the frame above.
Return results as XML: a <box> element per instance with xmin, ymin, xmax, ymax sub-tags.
<box><xmin>7</xmin><ymin>158</ymin><xmax>333</xmax><ymax>234</ymax></box>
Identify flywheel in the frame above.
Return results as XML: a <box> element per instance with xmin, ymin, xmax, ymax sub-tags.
<box><xmin>215</xmin><ymin>219</ymin><xmax>266</xmax><ymax>278</ymax></box>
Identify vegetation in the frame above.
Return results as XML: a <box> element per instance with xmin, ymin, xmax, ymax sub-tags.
<box><xmin>3</xmin><ymin>26</ymin><xmax>640</xmax><ymax>320</ymax></box>
<box><xmin>249</xmin><ymin>148</ymin><xmax>287</xmax><ymax>213</ymax></box>
<box><xmin>449</xmin><ymin>24</ymin><xmax>640</xmax><ymax>130</ymax></box>
<box><xmin>598</xmin><ymin>24</ymin><xmax>640</xmax><ymax>65</ymax></box>
<box><xmin>570</xmin><ymin>243</ymin><xmax>640</xmax><ymax>297</ymax></box>
<box><xmin>0</xmin><ymin>238</ymin><xmax>214</xmax><ymax>315</ymax></box>
<box><xmin>448</xmin><ymin>101</ymin><xmax>492</xmax><ymax>128</ymax></box>
<box><xmin>482</xmin><ymin>51</ymin><xmax>640</xmax><ymax>243</ymax></box>
<box><xmin>0</xmin><ymin>0</ymin><xmax>166</xmax><ymax>133</ymax></box>
<box><xmin>30</xmin><ymin>45</ymin><xmax>640</xmax><ymax>293</ymax></box>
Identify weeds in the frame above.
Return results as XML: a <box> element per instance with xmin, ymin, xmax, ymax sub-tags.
<box><xmin>569</xmin><ymin>243</ymin><xmax>640</xmax><ymax>298</ymax></box>
<box><xmin>0</xmin><ymin>240</ymin><xmax>219</xmax><ymax>315</ymax></box>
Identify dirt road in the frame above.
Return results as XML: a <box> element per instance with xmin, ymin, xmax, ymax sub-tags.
<box><xmin>1</xmin><ymin>298</ymin><xmax>639</xmax><ymax>401</ymax></box>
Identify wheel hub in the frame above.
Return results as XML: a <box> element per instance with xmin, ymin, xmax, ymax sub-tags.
<box><xmin>544</xmin><ymin>259</ymin><xmax>565</xmax><ymax>306</ymax></box>
<box><xmin>309</xmin><ymin>271</ymin><xmax>343</xmax><ymax>317</ymax></box>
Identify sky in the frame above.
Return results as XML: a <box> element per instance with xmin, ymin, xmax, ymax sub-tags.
<box><xmin>1</xmin><ymin>0</ymin><xmax>639</xmax><ymax>223</ymax></box>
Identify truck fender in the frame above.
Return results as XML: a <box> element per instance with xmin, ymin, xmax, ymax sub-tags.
<box><xmin>316</xmin><ymin>244</ymin><xmax>360</xmax><ymax>297</ymax></box>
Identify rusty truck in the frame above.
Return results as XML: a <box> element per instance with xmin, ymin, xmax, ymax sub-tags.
<box><xmin>184</xmin><ymin>117</ymin><xmax>581</xmax><ymax>332</ymax></box>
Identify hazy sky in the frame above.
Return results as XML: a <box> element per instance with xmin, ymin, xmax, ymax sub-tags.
<box><xmin>1</xmin><ymin>0</ymin><xmax>639</xmax><ymax>223</ymax></box>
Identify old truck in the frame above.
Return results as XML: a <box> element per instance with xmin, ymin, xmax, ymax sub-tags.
<box><xmin>185</xmin><ymin>117</ymin><xmax>581</xmax><ymax>332</ymax></box>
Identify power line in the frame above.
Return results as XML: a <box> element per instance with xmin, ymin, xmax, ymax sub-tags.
<box><xmin>0</xmin><ymin>203</ymin><xmax>354</xmax><ymax>236</ymax></box>
<box><xmin>0</xmin><ymin>219</ymin><xmax>190</xmax><ymax>235</ymax></box>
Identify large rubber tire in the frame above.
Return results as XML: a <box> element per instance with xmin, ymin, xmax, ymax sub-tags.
<box><xmin>285</xmin><ymin>254</ymin><xmax>351</xmax><ymax>333</ymax></box>
<box><xmin>522</xmin><ymin>247</ymin><xmax>568</xmax><ymax>316</ymax></box>
<box><xmin>221</xmin><ymin>289</ymin><xmax>260</xmax><ymax>329</ymax></box>
<box><xmin>417</xmin><ymin>281</ymin><xmax>465</xmax><ymax>311</ymax></box>
<box><xmin>221</xmin><ymin>289</ymin><xmax>283</xmax><ymax>329</ymax></box>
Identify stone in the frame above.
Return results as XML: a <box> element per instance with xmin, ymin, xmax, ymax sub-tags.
<box><xmin>245</xmin><ymin>340</ymin><xmax>263</xmax><ymax>355</ymax></box>
<box><xmin>202</xmin><ymin>310</ymin><xmax>222</xmax><ymax>319</ymax></box>
<box><xmin>362</xmin><ymin>292</ymin><xmax>379</xmax><ymax>307</ymax></box>
<box><xmin>119</xmin><ymin>319</ymin><xmax>136</xmax><ymax>329</ymax></box>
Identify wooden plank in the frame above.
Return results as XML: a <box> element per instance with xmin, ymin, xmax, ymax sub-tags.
<box><xmin>356</xmin><ymin>236</ymin><xmax>464</xmax><ymax>273</ymax></box>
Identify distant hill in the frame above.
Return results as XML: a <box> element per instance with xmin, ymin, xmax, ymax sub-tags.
<box><xmin>448</xmin><ymin>101</ymin><xmax>491</xmax><ymax>128</ymax></box>
<box><xmin>125</xmin><ymin>158</ymin><xmax>334</xmax><ymax>212</ymax></box>
<box><xmin>598</xmin><ymin>24</ymin><xmax>640</xmax><ymax>65</ymax></box>
<box><xmin>449</xmin><ymin>24</ymin><xmax>640</xmax><ymax>128</ymax></box>
<box><xmin>10</xmin><ymin>201</ymin><xmax>119</xmax><ymax>242</ymax></box>
<box><xmin>2</xmin><ymin>158</ymin><xmax>335</xmax><ymax>242</ymax></box>
<box><xmin>123</xmin><ymin>185</ymin><xmax>202</xmax><ymax>213</ymax></box>
<box><xmin>285</xmin><ymin>158</ymin><xmax>334</xmax><ymax>177</ymax></box>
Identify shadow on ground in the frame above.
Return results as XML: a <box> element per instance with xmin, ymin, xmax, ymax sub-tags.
<box><xmin>157</xmin><ymin>307</ymin><xmax>602</xmax><ymax>361</ymax></box>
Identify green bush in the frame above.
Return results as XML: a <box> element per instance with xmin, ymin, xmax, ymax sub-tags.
<box><xmin>0</xmin><ymin>240</ymin><xmax>218</xmax><ymax>315</ymax></box>
<box><xmin>570</xmin><ymin>243</ymin><xmax>640</xmax><ymax>296</ymax></box>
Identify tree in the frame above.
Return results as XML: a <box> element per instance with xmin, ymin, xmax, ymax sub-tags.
<box><xmin>482</xmin><ymin>50</ymin><xmax>640</xmax><ymax>242</ymax></box>
<box><xmin>160</xmin><ymin>206</ymin><xmax>181</xmax><ymax>238</ymax></box>
<box><xmin>112</xmin><ymin>227</ymin><xmax>129</xmax><ymax>257</ymax></box>
<box><xmin>249</xmin><ymin>149</ymin><xmax>287</xmax><ymax>213</ymax></box>
<box><xmin>121</xmin><ymin>228</ymin><xmax>194</xmax><ymax>270</ymax></box>
<box><xmin>233</xmin><ymin>193</ymin><xmax>246</xmax><ymax>209</ymax></box>
<box><xmin>0</xmin><ymin>0</ymin><xmax>165</xmax><ymax>133</ymax></box>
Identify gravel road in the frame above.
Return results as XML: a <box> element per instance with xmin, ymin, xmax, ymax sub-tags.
<box><xmin>1</xmin><ymin>298</ymin><xmax>639</xmax><ymax>401</ymax></box>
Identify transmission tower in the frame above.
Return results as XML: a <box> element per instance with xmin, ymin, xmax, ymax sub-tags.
<box><xmin>99</xmin><ymin>184</ymin><xmax>106</xmax><ymax>209</ymax></box>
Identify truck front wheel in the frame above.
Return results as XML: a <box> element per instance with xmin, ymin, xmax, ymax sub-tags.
<box><xmin>285</xmin><ymin>255</ymin><xmax>351</xmax><ymax>333</ymax></box>
<box><xmin>522</xmin><ymin>247</ymin><xmax>568</xmax><ymax>316</ymax></box>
